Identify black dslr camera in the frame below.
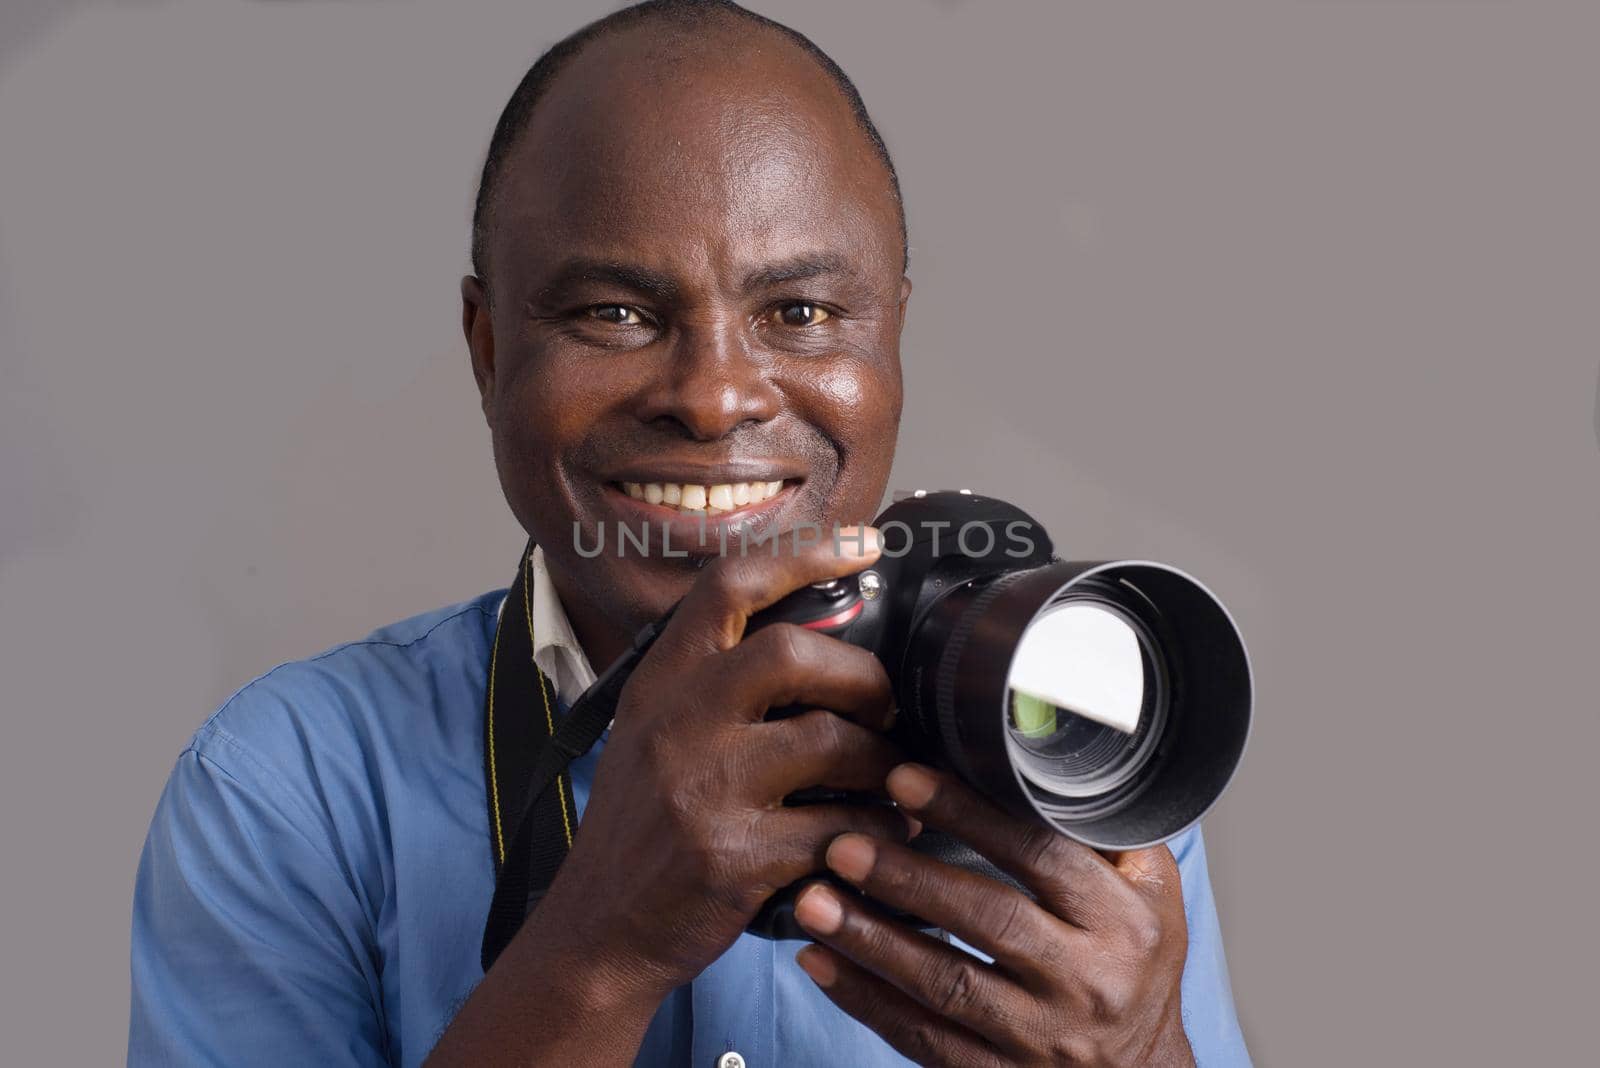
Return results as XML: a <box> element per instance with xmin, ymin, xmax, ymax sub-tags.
<box><xmin>740</xmin><ymin>490</ymin><xmax>1252</xmax><ymax>937</ymax></box>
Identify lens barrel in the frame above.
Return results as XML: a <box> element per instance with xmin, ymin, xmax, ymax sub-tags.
<box><xmin>903</xmin><ymin>560</ymin><xmax>1252</xmax><ymax>850</ymax></box>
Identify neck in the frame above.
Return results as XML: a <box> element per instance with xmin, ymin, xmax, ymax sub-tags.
<box><xmin>543</xmin><ymin>563</ymin><xmax>634</xmax><ymax>676</ymax></box>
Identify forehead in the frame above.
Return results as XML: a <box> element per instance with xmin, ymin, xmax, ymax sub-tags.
<box><xmin>487</xmin><ymin>26</ymin><xmax>902</xmax><ymax>289</ymax></box>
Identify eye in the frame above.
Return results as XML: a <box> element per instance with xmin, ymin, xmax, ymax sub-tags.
<box><xmin>588</xmin><ymin>304</ymin><xmax>645</xmax><ymax>326</ymax></box>
<box><xmin>772</xmin><ymin>302</ymin><xmax>832</xmax><ymax>327</ymax></box>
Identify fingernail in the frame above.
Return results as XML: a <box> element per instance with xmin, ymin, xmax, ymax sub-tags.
<box><xmin>826</xmin><ymin>833</ymin><xmax>876</xmax><ymax>883</ymax></box>
<box><xmin>795</xmin><ymin>884</ymin><xmax>843</xmax><ymax>936</ymax></box>
<box><xmin>796</xmin><ymin>945</ymin><xmax>837</xmax><ymax>988</ymax></box>
<box><xmin>902</xmin><ymin>812</ymin><xmax>924</xmax><ymax>839</ymax></box>
<box><xmin>887</xmin><ymin>763</ymin><xmax>937</xmax><ymax>809</ymax></box>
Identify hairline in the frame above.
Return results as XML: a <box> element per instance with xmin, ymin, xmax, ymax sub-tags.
<box><xmin>469</xmin><ymin>1</ymin><xmax>908</xmax><ymax>298</ymax></box>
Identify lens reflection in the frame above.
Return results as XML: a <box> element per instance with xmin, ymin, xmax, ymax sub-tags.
<box><xmin>1008</xmin><ymin>602</ymin><xmax>1145</xmax><ymax>734</ymax></box>
<box><xmin>1005</xmin><ymin>600</ymin><xmax>1163</xmax><ymax>799</ymax></box>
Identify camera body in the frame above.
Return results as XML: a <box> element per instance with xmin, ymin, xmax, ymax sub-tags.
<box><xmin>747</xmin><ymin>489</ymin><xmax>1056</xmax><ymax>771</ymax></box>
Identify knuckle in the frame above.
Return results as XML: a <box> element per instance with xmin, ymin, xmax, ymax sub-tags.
<box><xmin>697</xmin><ymin>556</ymin><xmax>755</xmax><ymax>618</ymax></box>
<box><xmin>642</xmin><ymin>729</ymin><xmax>680</xmax><ymax>779</ymax></box>
<box><xmin>1015</xmin><ymin>824</ymin><xmax>1064</xmax><ymax>873</ymax></box>
<box><xmin>927</xmin><ymin>958</ymin><xmax>985</xmax><ymax>1020</ymax></box>
<box><xmin>986</xmin><ymin>891</ymin><xmax>1035</xmax><ymax>950</ymax></box>
<box><xmin>1047</xmin><ymin>1034</ymin><xmax>1099</xmax><ymax>1065</ymax></box>
<box><xmin>660</xmin><ymin>784</ymin><xmax>691</xmax><ymax>824</ymax></box>
<box><xmin>897</xmin><ymin>1019</ymin><xmax>945</xmax><ymax>1065</ymax></box>
<box><xmin>854</xmin><ymin>911</ymin><xmax>901</xmax><ymax>962</ymax></box>
<box><xmin>1088</xmin><ymin>976</ymin><xmax>1137</xmax><ymax>1022</ymax></box>
<box><xmin>1125</xmin><ymin>902</ymin><xmax>1166</xmax><ymax>956</ymax></box>
<box><xmin>797</xmin><ymin>706</ymin><xmax>848</xmax><ymax>749</ymax></box>
<box><xmin>755</xmin><ymin>622</ymin><xmax>808</xmax><ymax>671</ymax></box>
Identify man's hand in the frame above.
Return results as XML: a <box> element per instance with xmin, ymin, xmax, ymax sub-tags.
<box><xmin>521</xmin><ymin>524</ymin><xmax>911</xmax><ymax>994</ymax></box>
<box><xmin>791</xmin><ymin>763</ymin><xmax>1195</xmax><ymax>1067</ymax></box>
<box><xmin>432</xmin><ymin>526</ymin><xmax>910</xmax><ymax>1065</ymax></box>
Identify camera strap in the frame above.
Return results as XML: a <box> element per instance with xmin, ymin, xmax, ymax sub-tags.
<box><xmin>479</xmin><ymin>542</ymin><xmax>673</xmax><ymax>972</ymax></box>
<box><xmin>479</xmin><ymin>543</ymin><xmax>585</xmax><ymax>973</ymax></box>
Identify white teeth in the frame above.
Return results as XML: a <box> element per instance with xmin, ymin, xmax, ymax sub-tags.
<box><xmin>618</xmin><ymin>479</ymin><xmax>789</xmax><ymax>513</ymax></box>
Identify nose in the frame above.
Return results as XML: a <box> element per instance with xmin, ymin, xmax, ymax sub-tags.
<box><xmin>636</xmin><ymin>314</ymin><xmax>781</xmax><ymax>440</ymax></box>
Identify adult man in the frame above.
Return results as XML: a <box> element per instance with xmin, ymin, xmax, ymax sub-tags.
<box><xmin>130</xmin><ymin>2</ymin><xmax>1250</xmax><ymax>1064</ymax></box>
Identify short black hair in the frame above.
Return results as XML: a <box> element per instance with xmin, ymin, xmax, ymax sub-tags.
<box><xmin>470</xmin><ymin>0</ymin><xmax>907</xmax><ymax>291</ymax></box>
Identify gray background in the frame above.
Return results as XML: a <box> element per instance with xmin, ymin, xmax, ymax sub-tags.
<box><xmin>2</xmin><ymin>1</ymin><xmax>1596</xmax><ymax>1063</ymax></box>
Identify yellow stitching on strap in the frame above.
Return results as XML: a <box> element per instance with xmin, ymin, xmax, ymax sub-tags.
<box><xmin>487</xmin><ymin>615</ymin><xmax>506</xmax><ymax>866</ymax></box>
<box><xmin>525</xmin><ymin>553</ymin><xmax>575</xmax><ymax>848</ymax></box>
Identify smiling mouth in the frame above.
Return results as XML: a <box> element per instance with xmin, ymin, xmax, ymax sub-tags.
<box><xmin>612</xmin><ymin>478</ymin><xmax>794</xmax><ymax>515</ymax></box>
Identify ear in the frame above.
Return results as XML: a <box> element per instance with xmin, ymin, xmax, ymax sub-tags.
<box><xmin>896</xmin><ymin>275</ymin><xmax>913</xmax><ymax>331</ymax></box>
<box><xmin>461</xmin><ymin>275</ymin><xmax>496</xmax><ymax>418</ymax></box>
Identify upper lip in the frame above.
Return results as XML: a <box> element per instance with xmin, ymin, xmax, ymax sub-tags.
<box><xmin>602</xmin><ymin>462</ymin><xmax>806</xmax><ymax>485</ymax></box>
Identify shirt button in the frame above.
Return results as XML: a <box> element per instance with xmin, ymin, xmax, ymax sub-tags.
<box><xmin>717</xmin><ymin>1053</ymin><xmax>746</xmax><ymax>1068</ymax></box>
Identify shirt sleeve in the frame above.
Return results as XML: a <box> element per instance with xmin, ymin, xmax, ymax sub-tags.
<box><xmin>1170</xmin><ymin>825</ymin><xmax>1253</xmax><ymax>1067</ymax></box>
<box><xmin>129</xmin><ymin>735</ymin><xmax>390</xmax><ymax>1067</ymax></box>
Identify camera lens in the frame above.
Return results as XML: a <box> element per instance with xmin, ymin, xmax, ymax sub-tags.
<box><xmin>904</xmin><ymin>560</ymin><xmax>1251</xmax><ymax>850</ymax></box>
<box><xmin>1004</xmin><ymin>599</ymin><xmax>1167</xmax><ymax>799</ymax></box>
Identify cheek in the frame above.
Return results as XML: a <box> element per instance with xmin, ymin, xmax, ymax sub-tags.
<box><xmin>490</xmin><ymin>353</ymin><xmax>608</xmax><ymax>512</ymax></box>
<box><xmin>813</xmin><ymin>363</ymin><xmax>874</xmax><ymax>415</ymax></box>
<box><xmin>807</xmin><ymin>359</ymin><xmax>902</xmax><ymax>438</ymax></box>
<box><xmin>789</xmin><ymin>355</ymin><xmax>902</xmax><ymax>505</ymax></box>
<box><xmin>492</xmin><ymin>374</ymin><xmax>557</xmax><ymax>475</ymax></box>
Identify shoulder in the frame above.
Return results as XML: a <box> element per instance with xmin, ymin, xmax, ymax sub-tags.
<box><xmin>146</xmin><ymin>589</ymin><xmax>507</xmax><ymax>916</ymax></box>
<box><xmin>189</xmin><ymin>590</ymin><xmax>504</xmax><ymax>773</ymax></box>
<box><xmin>169</xmin><ymin>589</ymin><xmax>507</xmax><ymax>867</ymax></box>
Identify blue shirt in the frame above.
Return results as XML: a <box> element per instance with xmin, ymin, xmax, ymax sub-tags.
<box><xmin>130</xmin><ymin>590</ymin><xmax>1251</xmax><ymax>1066</ymax></box>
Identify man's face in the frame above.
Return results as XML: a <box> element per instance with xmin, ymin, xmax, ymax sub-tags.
<box><xmin>465</xmin><ymin>29</ymin><xmax>909</xmax><ymax>640</ymax></box>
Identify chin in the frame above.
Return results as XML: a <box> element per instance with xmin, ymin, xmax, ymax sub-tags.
<box><xmin>589</xmin><ymin>554</ymin><xmax>699</xmax><ymax>631</ymax></box>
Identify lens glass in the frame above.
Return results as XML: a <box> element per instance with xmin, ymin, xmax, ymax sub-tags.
<box><xmin>1004</xmin><ymin>599</ymin><xmax>1164</xmax><ymax>799</ymax></box>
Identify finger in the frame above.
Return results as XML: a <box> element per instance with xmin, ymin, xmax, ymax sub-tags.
<box><xmin>743</xmin><ymin>709</ymin><xmax>906</xmax><ymax>796</ymax></box>
<box><xmin>760</xmin><ymin>803</ymin><xmax>911</xmax><ymax>890</ymax></box>
<box><xmin>653</xmin><ymin>524</ymin><xmax>880</xmax><ymax>658</ymax></box>
<box><xmin>718</xmin><ymin>623</ymin><xmax>895</xmax><ymax>729</ymax></box>
<box><xmin>794</xmin><ymin>942</ymin><xmax>1009</xmax><ymax>1067</ymax></box>
<box><xmin>886</xmin><ymin>763</ymin><xmax>1142</xmax><ymax>930</ymax></box>
<box><xmin>817</xmin><ymin>832</ymin><xmax>1082</xmax><ymax>984</ymax></box>
<box><xmin>794</xmin><ymin>881</ymin><xmax>1029</xmax><ymax>1042</ymax></box>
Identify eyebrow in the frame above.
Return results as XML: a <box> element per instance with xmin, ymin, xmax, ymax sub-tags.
<box><xmin>740</xmin><ymin>253</ymin><xmax>854</xmax><ymax>292</ymax></box>
<box><xmin>534</xmin><ymin>259</ymin><xmax>680</xmax><ymax>303</ymax></box>
<box><xmin>532</xmin><ymin>252</ymin><xmax>858</xmax><ymax>306</ymax></box>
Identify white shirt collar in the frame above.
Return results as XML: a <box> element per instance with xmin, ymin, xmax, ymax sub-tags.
<box><xmin>496</xmin><ymin>545</ymin><xmax>598</xmax><ymax>705</ymax></box>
